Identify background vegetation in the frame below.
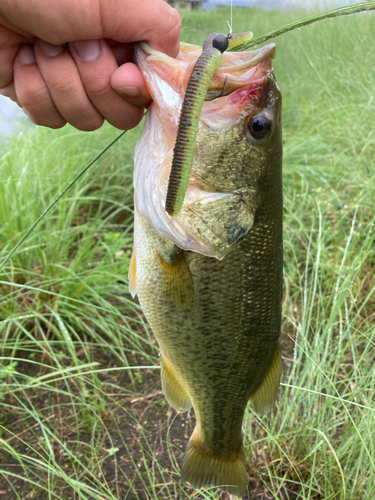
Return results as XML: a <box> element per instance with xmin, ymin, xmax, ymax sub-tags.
<box><xmin>0</xmin><ymin>5</ymin><xmax>374</xmax><ymax>499</ymax></box>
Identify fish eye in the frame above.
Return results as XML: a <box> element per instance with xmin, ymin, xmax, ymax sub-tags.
<box><xmin>246</xmin><ymin>113</ymin><xmax>272</xmax><ymax>141</ymax></box>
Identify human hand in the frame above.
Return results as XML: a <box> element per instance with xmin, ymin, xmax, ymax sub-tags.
<box><xmin>0</xmin><ymin>0</ymin><xmax>180</xmax><ymax>130</ymax></box>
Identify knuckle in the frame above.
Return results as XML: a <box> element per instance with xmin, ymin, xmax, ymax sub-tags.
<box><xmin>170</xmin><ymin>8</ymin><xmax>182</xmax><ymax>29</ymax></box>
<box><xmin>52</xmin><ymin>79</ymin><xmax>76</xmax><ymax>97</ymax></box>
<box><xmin>84</xmin><ymin>75</ymin><xmax>111</xmax><ymax>99</ymax></box>
<box><xmin>20</xmin><ymin>82</ymin><xmax>50</xmax><ymax>109</ymax></box>
<box><xmin>39</xmin><ymin>68</ymin><xmax>80</xmax><ymax>99</ymax></box>
<box><xmin>164</xmin><ymin>8</ymin><xmax>181</xmax><ymax>39</ymax></box>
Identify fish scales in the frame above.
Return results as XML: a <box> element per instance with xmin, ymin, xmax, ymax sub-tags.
<box><xmin>131</xmin><ymin>40</ymin><xmax>283</xmax><ymax>497</ymax></box>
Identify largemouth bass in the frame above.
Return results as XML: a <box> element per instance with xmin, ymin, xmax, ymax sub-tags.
<box><xmin>130</xmin><ymin>37</ymin><xmax>283</xmax><ymax>497</ymax></box>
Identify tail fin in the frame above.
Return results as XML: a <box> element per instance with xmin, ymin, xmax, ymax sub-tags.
<box><xmin>181</xmin><ymin>429</ymin><xmax>247</xmax><ymax>497</ymax></box>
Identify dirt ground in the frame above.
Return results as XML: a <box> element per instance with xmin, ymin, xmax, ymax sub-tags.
<box><xmin>0</xmin><ymin>335</ymin><xmax>301</xmax><ymax>500</ymax></box>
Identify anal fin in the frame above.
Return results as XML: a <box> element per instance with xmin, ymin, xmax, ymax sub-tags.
<box><xmin>161</xmin><ymin>355</ymin><xmax>191</xmax><ymax>413</ymax></box>
<box><xmin>250</xmin><ymin>341</ymin><xmax>281</xmax><ymax>414</ymax></box>
<box><xmin>128</xmin><ymin>246</ymin><xmax>137</xmax><ymax>298</ymax></box>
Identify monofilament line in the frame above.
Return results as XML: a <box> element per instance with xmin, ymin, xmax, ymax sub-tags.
<box><xmin>227</xmin><ymin>0</ymin><xmax>233</xmax><ymax>34</ymax></box>
<box><xmin>0</xmin><ymin>127</ymin><xmax>129</xmax><ymax>270</ymax></box>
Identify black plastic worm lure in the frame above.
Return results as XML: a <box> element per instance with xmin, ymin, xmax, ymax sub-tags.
<box><xmin>165</xmin><ymin>31</ymin><xmax>253</xmax><ymax>218</ymax></box>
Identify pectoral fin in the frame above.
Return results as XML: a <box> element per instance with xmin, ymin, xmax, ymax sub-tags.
<box><xmin>128</xmin><ymin>246</ymin><xmax>137</xmax><ymax>298</ymax></box>
<box><xmin>178</xmin><ymin>186</ymin><xmax>260</xmax><ymax>259</ymax></box>
<box><xmin>161</xmin><ymin>355</ymin><xmax>192</xmax><ymax>412</ymax></box>
<box><xmin>189</xmin><ymin>188</ymin><xmax>257</xmax><ymax>247</ymax></box>
<box><xmin>158</xmin><ymin>247</ymin><xmax>195</xmax><ymax>310</ymax></box>
<box><xmin>250</xmin><ymin>341</ymin><xmax>281</xmax><ymax>414</ymax></box>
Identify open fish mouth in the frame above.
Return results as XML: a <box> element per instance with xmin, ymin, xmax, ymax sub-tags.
<box><xmin>180</xmin><ymin>41</ymin><xmax>276</xmax><ymax>99</ymax></box>
<box><xmin>134</xmin><ymin>40</ymin><xmax>279</xmax><ymax>259</ymax></box>
<box><xmin>137</xmin><ymin>40</ymin><xmax>276</xmax><ymax>101</ymax></box>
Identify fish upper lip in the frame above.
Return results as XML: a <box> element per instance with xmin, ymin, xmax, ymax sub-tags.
<box><xmin>138</xmin><ymin>42</ymin><xmax>276</xmax><ymax>71</ymax></box>
<box><xmin>216</xmin><ymin>44</ymin><xmax>276</xmax><ymax>73</ymax></box>
<box><xmin>138</xmin><ymin>42</ymin><xmax>176</xmax><ymax>63</ymax></box>
<box><xmin>137</xmin><ymin>41</ymin><xmax>276</xmax><ymax>99</ymax></box>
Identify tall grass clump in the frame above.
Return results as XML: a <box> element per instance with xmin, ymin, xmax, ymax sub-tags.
<box><xmin>0</xmin><ymin>5</ymin><xmax>374</xmax><ymax>499</ymax></box>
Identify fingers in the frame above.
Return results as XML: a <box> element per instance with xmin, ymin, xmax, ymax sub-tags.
<box><xmin>0</xmin><ymin>24</ymin><xmax>29</xmax><ymax>88</ymax></box>
<box><xmin>111</xmin><ymin>62</ymin><xmax>151</xmax><ymax>108</ymax></box>
<box><xmin>107</xmin><ymin>41</ymin><xmax>133</xmax><ymax>67</ymax></box>
<box><xmin>69</xmin><ymin>39</ymin><xmax>144</xmax><ymax>130</ymax></box>
<box><xmin>13</xmin><ymin>38</ymin><xmax>145</xmax><ymax>131</ymax></box>
<box><xmin>1</xmin><ymin>0</ymin><xmax>181</xmax><ymax>56</ymax></box>
<box><xmin>14</xmin><ymin>45</ymin><xmax>66</xmax><ymax>128</ymax></box>
<box><xmin>34</xmin><ymin>40</ymin><xmax>104</xmax><ymax>131</ymax></box>
<box><xmin>0</xmin><ymin>82</ymin><xmax>19</xmax><ymax>104</ymax></box>
<box><xmin>99</xmin><ymin>0</ymin><xmax>181</xmax><ymax>57</ymax></box>
<box><xmin>1</xmin><ymin>0</ymin><xmax>181</xmax><ymax>131</ymax></box>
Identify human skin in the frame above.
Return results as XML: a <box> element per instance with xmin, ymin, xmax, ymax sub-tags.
<box><xmin>0</xmin><ymin>0</ymin><xmax>181</xmax><ymax>130</ymax></box>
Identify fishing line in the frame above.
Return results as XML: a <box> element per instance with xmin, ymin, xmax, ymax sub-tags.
<box><xmin>0</xmin><ymin>127</ymin><xmax>129</xmax><ymax>271</ymax></box>
<box><xmin>4</xmin><ymin>2</ymin><xmax>375</xmax><ymax>265</ymax></box>
<box><xmin>227</xmin><ymin>0</ymin><xmax>233</xmax><ymax>34</ymax></box>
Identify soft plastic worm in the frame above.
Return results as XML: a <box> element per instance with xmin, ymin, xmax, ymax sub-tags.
<box><xmin>165</xmin><ymin>31</ymin><xmax>253</xmax><ymax>218</ymax></box>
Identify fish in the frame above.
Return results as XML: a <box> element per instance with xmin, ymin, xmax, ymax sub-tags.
<box><xmin>129</xmin><ymin>36</ymin><xmax>283</xmax><ymax>497</ymax></box>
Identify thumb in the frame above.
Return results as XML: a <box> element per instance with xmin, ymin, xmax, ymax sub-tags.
<box><xmin>100</xmin><ymin>0</ymin><xmax>181</xmax><ymax>57</ymax></box>
<box><xmin>0</xmin><ymin>0</ymin><xmax>181</xmax><ymax>57</ymax></box>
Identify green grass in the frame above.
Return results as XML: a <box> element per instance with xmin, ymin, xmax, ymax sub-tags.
<box><xmin>0</xmin><ymin>5</ymin><xmax>374</xmax><ymax>499</ymax></box>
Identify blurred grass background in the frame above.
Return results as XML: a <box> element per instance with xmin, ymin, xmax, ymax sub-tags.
<box><xmin>0</xmin><ymin>5</ymin><xmax>374</xmax><ymax>499</ymax></box>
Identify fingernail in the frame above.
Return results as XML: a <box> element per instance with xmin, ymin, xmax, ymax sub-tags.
<box><xmin>117</xmin><ymin>86</ymin><xmax>140</xmax><ymax>97</ymax></box>
<box><xmin>17</xmin><ymin>46</ymin><xmax>36</xmax><ymax>65</ymax></box>
<box><xmin>40</xmin><ymin>41</ymin><xmax>64</xmax><ymax>57</ymax></box>
<box><xmin>73</xmin><ymin>40</ymin><xmax>100</xmax><ymax>61</ymax></box>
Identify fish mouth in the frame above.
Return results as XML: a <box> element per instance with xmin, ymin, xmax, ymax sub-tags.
<box><xmin>134</xmin><ymin>40</ymin><xmax>279</xmax><ymax>259</ymax></box>
<box><xmin>137</xmin><ymin>41</ymin><xmax>276</xmax><ymax>100</ymax></box>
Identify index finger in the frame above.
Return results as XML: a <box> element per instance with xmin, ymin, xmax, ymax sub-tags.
<box><xmin>0</xmin><ymin>25</ymin><xmax>28</xmax><ymax>87</ymax></box>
